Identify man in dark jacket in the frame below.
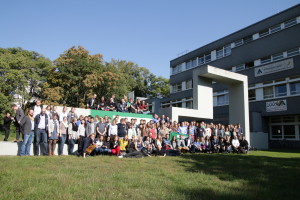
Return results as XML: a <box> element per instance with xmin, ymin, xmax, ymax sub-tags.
<box><xmin>34</xmin><ymin>108</ymin><xmax>49</xmax><ymax>156</ymax></box>
<box><xmin>3</xmin><ymin>111</ymin><xmax>13</xmax><ymax>141</ymax></box>
<box><xmin>86</xmin><ymin>94</ymin><xmax>98</xmax><ymax>110</ymax></box>
<box><xmin>83</xmin><ymin>134</ymin><xmax>96</xmax><ymax>158</ymax></box>
<box><xmin>20</xmin><ymin>110</ymin><xmax>35</xmax><ymax>156</ymax></box>
<box><xmin>11</xmin><ymin>104</ymin><xmax>24</xmax><ymax>142</ymax></box>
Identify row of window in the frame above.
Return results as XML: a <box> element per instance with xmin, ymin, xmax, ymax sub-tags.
<box><xmin>232</xmin><ymin>47</ymin><xmax>300</xmax><ymax>72</ymax></box>
<box><xmin>161</xmin><ymin>98</ymin><xmax>193</xmax><ymax>109</ymax></box>
<box><xmin>171</xmin><ymin>80</ymin><xmax>193</xmax><ymax>93</ymax></box>
<box><xmin>171</xmin><ymin>16</ymin><xmax>299</xmax><ymax>75</ymax></box>
<box><xmin>270</xmin><ymin>115</ymin><xmax>300</xmax><ymax>140</ymax></box>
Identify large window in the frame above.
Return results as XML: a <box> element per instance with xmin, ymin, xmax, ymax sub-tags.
<box><xmin>186</xmin><ymin>80</ymin><xmax>193</xmax><ymax>90</ymax></box>
<box><xmin>290</xmin><ymin>81</ymin><xmax>300</xmax><ymax>95</ymax></box>
<box><xmin>243</xmin><ymin>35</ymin><xmax>253</xmax><ymax>44</ymax></box>
<box><xmin>192</xmin><ymin>58</ymin><xmax>197</xmax><ymax>68</ymax></box>
<box><xmin>248</xmin><ymin>89</ymin><xmax>256</xmax><ymax>101</ymax></box>
<box><xmin>224</xmin><ymin>45</ymin><xmax>231</xmax><ymax>56</ymax></box>
<box><xmin>284</xmin><ymin>18</ymin><xmax>297</xmax><ymax>28</ymax></box>
<box><xmin>216</xmin><ymin>48</ymin><xmax>223</xmax><ymax>59</ymax></box>
<box><xmin>172</xmin><ymin>83</ymin><xmax>182</xmax><ymax>93</ymax></box>
<box><xmin>198</xmin><ymin>56</ymin><xmax>205</xmax><ymax>65</ymax></box>
<box><xmin>217</xmin><ymin>94</ymin><xmax>229</xmax><ymax>106</ymax></box>
<box><xmin>205</xmin><ymin>54</ymin><xmax>211</xmax><ymax>63</ymax></box>
<box><xmin>272</xmin><ymin>53</ymin><xmax>284</xmax><ymax>61</ymax></box>
<box><xmin>264</xmin><ymin>86</ymin><xmax>274</xmax><ymax>99</ymax></box>
<box><xmin>259</xmin><ymin>29</ymin><xmax>269</xmax><ymax>37</ymax></box>
<box><xmin>186</xmin><ymin>61</ymin><xmax>192</xmax><ymax>70</ymax></box>
<box><xmin>283</xmin><ymin>125</ymin><xmax>295</xmax><ymax>139</ymax></box>
<box><xmin>275</xmin><ymin>84</ymin><xmax>287</xmax><ymax>97</ymax></box>
<box><xmin>271</xmin><ymin>125</ymin><xmax>282</xmax><ymax>139</ymax></box>
<box><xmin>172</xmin><ymin>64</ymin><xmax>183</xmax><ymax>75</ymax></box>
<box><xmin>287</xmin><ymin>48</ymin><xmax>300</xmax><ymax>57</ymax></box>
<box><xmin>270</xmin><ymin>24</ymin><xmax>281</xmax><ymax>33</ymax></box>
<box><xmin>261</xmin><ymin>56</ymin><xmax>272</xmax><ymax>65</ymax></box>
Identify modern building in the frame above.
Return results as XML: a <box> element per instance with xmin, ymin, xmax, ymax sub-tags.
<box><xmin>148</xmin><ymin>4</ymin><xmax>300</xmax><ymax>148</ymax></box>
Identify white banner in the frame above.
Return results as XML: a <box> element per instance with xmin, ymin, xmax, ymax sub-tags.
<box><xmin>266</xmin><ymin>100</ymin><xmax>287</xmax><ymax>112</ymax></box>
<box><xmin>255</xmin><ymin>59</ymin><xmax>293</xmax><ymax>77</ymax></box>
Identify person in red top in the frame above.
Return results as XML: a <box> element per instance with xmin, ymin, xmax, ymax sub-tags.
<box><xmin>138</xmin><ymin>101</ymin><xmax>150</xmax><ymax>114</ymax></box>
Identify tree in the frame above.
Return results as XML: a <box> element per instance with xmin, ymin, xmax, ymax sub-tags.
<box><xmin>43</xmin><ymin>46</ymin><xmax>104</xmax><ymax>107</ymax></box>
<box><xmin>0</xmin><ymin>47</ymin><xmax>52</xmax><ymax>118</ymax></box>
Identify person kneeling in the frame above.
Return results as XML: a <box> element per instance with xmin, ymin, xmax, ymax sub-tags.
<box><xmin>83</xmin><ymin>134</ymin><xmax>96</xmax><ymax>158</ymax></box>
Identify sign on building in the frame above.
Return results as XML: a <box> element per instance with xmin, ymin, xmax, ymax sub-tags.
<box><xmin>266</xmin><ymin>100</ymin><xmax>287</xmax><ymax>112</ymax></box>
<box><xmin>255</xmin><ymin>59</ymin><xmax>293</xmax><ymax>77</ymax></box>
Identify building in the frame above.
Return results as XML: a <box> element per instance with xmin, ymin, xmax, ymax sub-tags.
<box><xmin>148</xmin><ymin>4</ymin><xmax>300</xmax><ymax>148</ymax></box>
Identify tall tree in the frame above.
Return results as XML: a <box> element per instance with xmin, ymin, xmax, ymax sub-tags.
<box><xmin>0</xmin><ymin>47</ymin><xmax>51</xmax><ymax>117</ymax></box>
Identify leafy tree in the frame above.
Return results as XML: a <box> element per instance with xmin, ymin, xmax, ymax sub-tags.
<box><xmin>0</xmin><ymin>47</ymin><xmax>52</xmax><ymax>119</ymax></box>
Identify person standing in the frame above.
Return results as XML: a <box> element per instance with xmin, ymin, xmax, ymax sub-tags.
<box><xmin>86</xmin><ymin>117</ymin><xmax>96</xmax><ymax>137</ymax></box>
<box><xmin>59</xmin><ymin>106</ymin><xmax>68</xmax><ymax>122</ymax></box>
<box><xmin>48</xmin><ymin>114</ymin><xmax>60</xmax><ymax>156</ymax></box>
<box><xmin>34</xmin><ymin>108</ymin><xmax>49</xmax><ymax>156</ymax></box>
<box><xmin>11</xmin><ymin>104</ymin><xmax>25</xmax><ymax>142</ymax></box>
<box><xmin>3</xmin><ymin>111</ymin><xmax>13</xmax><ymax>141</ymax></box>
<box><xmin>32</xmin><ymin>100</ymin><xmax>42</xmax><ymax>118</ymax></box>
<box><xmin>68</xmin><ymin>118</ymin><xmax>78</xmax><ymax>155</ymax></box>
<box><xmin>20</xmin><ymin>110</ymin><xmax>35</xmax><ymax>156</ymax></box>
<box><xmin>58</xmin><ymin>116</ymin><xmax>68</xmax><ymax>155</ymax></box>
<box><xmin>67</xmin><ymin>107</ymin><xmax>78</xmax><ymax>124</ymax></box>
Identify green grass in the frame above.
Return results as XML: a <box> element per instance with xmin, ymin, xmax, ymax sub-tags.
<box><xmin>0</xmin><ymin>150</ymin><xmax>299</xmax><ymax>200</ymax></box>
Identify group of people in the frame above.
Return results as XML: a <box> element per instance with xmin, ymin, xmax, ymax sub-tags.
<box><xmin>3</xmin><ymin>99</ymin><xmax>249</xmax><ymax>157</ymax></box>
<box><xmin>86</xmin><ymin>94</ymin><xmax>150</xmax><ymax>114</ymax></box>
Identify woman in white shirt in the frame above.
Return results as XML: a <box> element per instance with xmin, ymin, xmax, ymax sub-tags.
<box><xmin>108</xmin><ymin>120</ymin><xmax>118</xmax><ymax>137</ymax></box>
<box><xmin>77</xmin><ymin>119</ymin><xmax>86</xmax><ymax>155</ymax></box>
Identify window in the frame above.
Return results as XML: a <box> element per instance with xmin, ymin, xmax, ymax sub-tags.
<box><xmin>283</xmin><ymin>116</ymin><xmax>295</xmax><ymax>123</ymax></box>
<box><xmin>264</xmin><ymin>86</ymin><xmax>274</xmax><ymax>99</ymax></box>
<box><xmin>284</xmin><ymin>18</ymin><xmax>297</xmax><ymax>28</ymax></box>
<box><xmin>217</xmin><ymin>94</ymin><xmax>229</xmax><ymax>106</ymax></box>
<box><xmin>186</xmin><ymin>61</ymin><xmax>192</xmax><ymax>70</ymax></box>
<box><xmin>290</xmin><ymin>81</ymin><xmax>300</xmax><ymax>95</ymax></box>
<box><xmin>192</xmin><ymin>58</ymin><xmax>197</xmax><ymax>68</ymax></box>
<box><xmin>205</xmin><ymin>54</ymin><xmax>211</xmax><ymax>63</ymax></box>
<box><xmin>275</xmin><ymin>84</ymin><xmax>287</xmax><ymax>97</ymax></box>
<box><xmin>270</xmin><ymin>117</ymin><xmax>281</xmax><ymax>123</ymax></box>
<box><xmin>186</xmin><ymin>101</ymin><xmax>193</xmax><ymax>109</ymax></box>
<box><xmin>224</xmin><ymin>45</ymin><xmax>231</xmax><ymax>56</ymax></box>
<box><xmin>234</xmin><ymin>39</ymin><xmax>243</xmax><ymax>47</ymax></box>
<box><xmin>198</xmin><ymin>56</ymin><xmax>205</xmax><ymax>65</ymax></box>
<box><xmin>272</xmin><ymin>53</ymin><xmax>284</xmax><ymax>61</ymax></box>
<box><xmin>172</xmin><ymin>64</ymin><xmax>183</xmax><ymax>75</ymax></box>
<box><xmin>186</xmin><ymin>80</ymin><xmax>193</xmax><ymax>90</ymax></box>
<box><xmin>283</xmin><ymin>125</ymin><xmax>295</xmax><ymax>139</ymax></box>
<box><xmin>216</xmin><ymin>48</ymin><xmax>223</xmax><ymax>59</ymax></box>
<box><xmin>261</xmin><ymin>56</ymin><xmax>271</xmax><ymax>64</ymax></box>
<box><xmin>235</xmin><ymin>64</ymin><xmax>245</xmax><ymax>72</ymax></box>
<box><xmin>245</xmin><ymin>61</ymin><xmax>254</xmax><ymax>69</ymax></box>
<box><xmin>271</xmin><ymin>125</ymin><xmax>282</xmax><ymax>139</ymax></box>
<box><xmin>243</xmin><ymin>35</ymin><xmax>253</xmax><ymax>44</ymax></box>
<box><xmin>172</xmin><ymin>83</ymin><xmax>182</xmax><ymax>93</ymax></box>
<box><xmin>248</xmin><ymin>89</ymin><xmax>256</xmax><ymax>101</ymax></box>
<box><xmin>259</xmin><ymin>29</ymin><xmax>269</xmax><ymax>37</ymax></box>
<box><xmin>287</xmin><ymin>48</ymin><xmax>300</xmax><ymax>57</ymax></box>
<box><xmin>270</xmin><ymin>24</ymin><xmax>281</xmax><ymax>33</ymax></box>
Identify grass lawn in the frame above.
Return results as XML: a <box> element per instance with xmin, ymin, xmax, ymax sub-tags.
<box><xmin>0</xmin><ymin>150</ymin><xmax>299</xmax><ymax>200</ymax></box>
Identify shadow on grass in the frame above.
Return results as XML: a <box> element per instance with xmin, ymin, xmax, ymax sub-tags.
<box><xmin>176</xmin><ymin>153</ymin><xmax>300</xmax><ymax>200</ymax></box>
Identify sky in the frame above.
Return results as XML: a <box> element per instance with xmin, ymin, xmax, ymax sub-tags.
<box><xmin>1</xmin><ymin>0</ymin><xmax>300</xmax><ymax>78</ymax></box>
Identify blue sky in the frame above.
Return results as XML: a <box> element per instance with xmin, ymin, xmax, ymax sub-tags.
<box><xmin>1</xmin><ymin>0</ymin><xmax>299</xmax><ymax>78</ymax></box>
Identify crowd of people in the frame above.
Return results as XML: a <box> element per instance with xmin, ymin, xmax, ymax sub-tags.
<box><xmin>4</xmin><ymin>98</ymin><xmax>249</xmax><ymax>158</ymax></box>
<box><xmin>86</xmin><ymin>94</ymin><xmax>150</xmax><ymax>114</ymax></box>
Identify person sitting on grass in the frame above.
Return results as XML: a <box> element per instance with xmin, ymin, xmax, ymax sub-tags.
<box><xmin>101</xmin><ymin>136</ymin><xmax>112</xmax><ymax>155</ymax></box>
<box><xmin>119</xmin><ymin>134</ymin><xmax>129</xmax><ymax>155</ymax></box>
<box><xmin>211</xmin><ymin>135</ymin><xmax>220</xmax><ymax>153</ymax></box>
<box><xmin>239</xmin><ymin>136</ymin><xmax>249</xmax><ymax>154</ymax></box>
<box><xmin>177</xmin><ymin>135</ymin><xmax>189</xmax><ymax>153</ymax></box>
<box><xmin>94</xmin><ymin>135</ymin><xmax>105</xmax><ymax>155</ymax></box>
<box><xmin>154</xmin><ymin>134</ymin><xmax>166</xmax><ymax>156</ymax></box>
<box><xmin>192</xmin><ymin>137</ymin><xmax>201</xmax><ymax>153</ymax></box>
<box><xmin>219</xmin><ymin>137</ymin><xmax>226</xmax><ymax>153</ymax></box>
<box><xmin>136</xmin><ymin>137</ymin><xmax>144</xmax><ymax>151</ymax></box>
<box><xmin>111</xmin><ymin>135</ymin><xmax>120</xmax><ymax>156</ymax></box>
<box><xmin>119</xmin><ymin>143</ymin><xmax>154</xmax><ymax>158</ymax></box>
<box><xmin>205</xmin><ymin>136</ymin><xmax>212</xmax><ymax>153</ymax></box>
<box><xmin>83</xmin><ymin>134</ymin><xmax>96</xmax><ymax>158</ymax></box>
<box><xmin>231</xmin><ymin>136</ymin><xmax>240</xmax><ymax>153</ymax></box>
<box><xmin>225</xmin><ymin>136</ymin><xmax>232</xmax><ymax>153</ymax></box>
<box><xmin>199</xmin><ymin>137</ymin><xmax>206</xmax><ymax>153</ymax></box>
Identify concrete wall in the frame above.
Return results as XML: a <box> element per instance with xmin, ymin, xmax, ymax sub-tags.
<box><xmin>0</xmin><ymin>142</ymin><xmax>78</xmax><ymax>156</ymax></box>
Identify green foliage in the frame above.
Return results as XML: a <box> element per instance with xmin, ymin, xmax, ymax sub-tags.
<box><xmin>0</xmin><ymin>47</ymin><xmax>52</xmax><ymax>119</ymax></box>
